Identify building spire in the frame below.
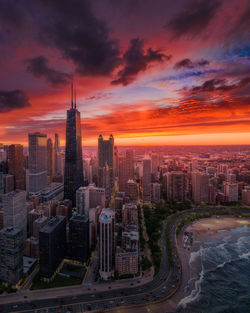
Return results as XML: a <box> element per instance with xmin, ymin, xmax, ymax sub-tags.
<box><xmin>71</xmin><ymin>82</ymin><xmax>73</xmax><ymax>109</ymax></box>
<box><xmin>74</xmin><ymin>88</ymin><xmax>76</xmax><ymax>109</ymax></box>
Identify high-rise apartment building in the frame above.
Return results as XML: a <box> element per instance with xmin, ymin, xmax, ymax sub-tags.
<box><xmin>76</xmin><ymin>185</ymin><xmax>105</xmax><ymax>216</ymax></box>
<box><xmin>28</xmin><ymin>132</ymin><xmax>47</xmax><ymax>192</ymax></box>
<box><xmin>3</xmin><ymin>174</ymin><xmax>14</xmax><ymax>193</ymax></box>
<box><xmin>167</xmin><ymin>171</ymin><xmax>186</xmax><ymax>202</ymax></box>
<box><xmin>39</xmin><ymin>216</ymin><xmax>66</xmax><ymax>279</ymax></box>
<box><xmin>64</xmin><ymin>88</ymin><xmax>83</xmax><ymax>206</ymax></box>
<box><xmin>224</xmin><ymin>182</ymin><xmax>238</xmax><ymax>202</ymax></box>
<box><xmin>8</xmin><ymin>144</ymin><xmax>25</xmax><ymax>190</ymax></box>
<box><xmin>0</xmin><ymin>227</ymin><xmax>24</xmax><ymax>285</ymax></box>
<box><xmin>125</xmin><ymin>179</ymin><xmax>138</xmax><ymax>201</ymax></box>
<box><xmin>47</xmin><ymin>138</ymin><xmax>53</xmax><ymax>184</ymax></box>
<box><xmin>118</xmin><ymin>150</ymin><xmax>134</xmax><ymax>192</ymax></box>
<box><xmin>2</xmin><ymin>190</ymin><xmax>27</xmax><ymax>239</ymax></box>
<box><xmin>99</xmin><ymin>208</ymin><xmax>115</xmax><ymax>279</ymax></box>
<box><xmin>142</xmin><ymin>157</ymin><xmax>151</xmax><ymax>202</ymax></box>
<box><xmin>192</xmin><ymin>171</ymin><xmax>209</xmax><ymax>203</ymax></box>
<box><xmin>151</xmin><ymin>182</ymin><xmax>161</xmax><ymax>203</ymax></box>
<box><xmin>69</xmin><ymin>214</ymin><xmax>89</xmax><ymax>262</ymax></box>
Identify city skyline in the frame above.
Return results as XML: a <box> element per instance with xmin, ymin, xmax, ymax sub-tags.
<box><xmin>0</xmin><ymin>0</ymin><xmax>249</xmax><ymax>146</ymax></box>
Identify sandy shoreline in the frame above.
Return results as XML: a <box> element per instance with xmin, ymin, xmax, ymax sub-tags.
<box><xmin>169</xmin><ymin>216</ymin><xmax>250</xmax><ymax>311</ymax></box>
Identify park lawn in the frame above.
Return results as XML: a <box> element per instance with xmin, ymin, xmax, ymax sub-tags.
<box><xmin>30</xmin><ymin>273</ymin><xmax>82</xmax><ymax>290</ymax></box>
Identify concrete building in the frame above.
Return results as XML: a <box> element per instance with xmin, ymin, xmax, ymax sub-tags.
<box><xmin>76</xmin><ymin>185</ymin><xmax>105</xmax><ymax>217</ymax></box>
<box><xmin>118</xmin><ymin>150</ymin><xmax>134</xmax><ymax>192</ymax></box>
<box><xmin>115</xmin><ymin>251</ymin><xmax>138</xmax><ymax>276</ymax></box>
<box><xmin>192</xmin><ymin>171</ymin><xmax>209</xmax><ymax>203</ymax></box>
<box><xmin>0</xmin><ymin>227</ymin><xmax>23</xmax><ymax>285</ymax></box>
<box><xmin>55</xmin><ymin>200</ymin><xmax>72</xmax><ymax>222</ymax></box>
<box><xmin>28</xmin><ymin>132</ymin><xmax>47</xmax><ymax>193</ymax></box>
<box><xmin>3</xmin><ymin>174</ymin><xmax>14</xmax><ymax>193</ymax></box>
<box><xmin>33</xmin><ymin>215</ymin><xmax>49</xmax><ymax>238</ymax></box>
<box><xmin>99</xmin><ymin>208</ymin><xmax>115</xmax><ymax>279</ymax></box>
<box><xmin>122</xmin><ymin>203</ymin><xmax>138</xmax><ymax>225</ymax></box>
<box><xmin>69</xmin><ymin>214</ymin><xmax>89</xmax><ymax>262</ymax></box>
<box><xmin>39</xmin><ymin>216</ymin><xmax>66</xmax><ymax>279</ymax></box>
<box><xmin>142</xmin><ymin>157</ymin><xmax>151</xmax><ymax>202</ymax></box>
<box><xmin>98</xmin><ymin>164</ymin><xmax>112</xmax><ymax>201</ymax></box>
<box><xmin>25</xmin><ymin>236</ymin><xmax>39</xmax><ymax>259</ymax></box>
<box><xmin>151</xmin><ymin>182</ymin><xmax>161</xmax><ymax>203</ymax></box>
<box><xmin>224</xmin><ymin>182</ymin><xmax>238</xmax><ymax>202</ymax></box>
<box><xmin>167</xmin><ymin>171</ymin><xmax>186</xmax><ymax>202</ymax></box>
<box><xmin>8</xmin><ymin>144</ymin><xmax>25</xmax><ymax>190</ymax></box>
<box><xmin>125</xmin><ymin>179</ymin><xmax>137</xmax><ymax>201</ymax></box>
<box><xmin>2</xmin><ymin>190</ymin><xmax>27</xmax><ymax>239</ymax></box>
<box><xmin>242</xmin><ymin>186</ymin><xmax>250</xmax><ymax>205</ymax></box>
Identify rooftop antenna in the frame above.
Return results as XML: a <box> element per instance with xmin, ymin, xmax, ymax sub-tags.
<box><xmin>74</xmin><ymin>88</ymin><xmax>76</xmax><ymax>109</ymax></box>
<box><xmin>71</xmin><ymin>81</ymin><xmax>73</xmax><ymax>109</ymax></box>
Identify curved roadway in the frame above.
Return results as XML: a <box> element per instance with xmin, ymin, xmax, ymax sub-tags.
<box><xmin>1</xmin><ymin>208</ymin><xmax>248</xmax><ymax>313</ymax></box>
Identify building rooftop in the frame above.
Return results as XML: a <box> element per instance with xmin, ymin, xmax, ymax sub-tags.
<box><xmin>70</xmin><ymin>213</ymin><xmax>88</xmax><ymax>222</ymax></box>
<box><xmin>40</xmin><ymin>216</ymin><xmax>65</xmax><ymax>233</ymax></box>
<box><xmin>0</xmin><ymin>226</ymin><xmax>22</xmax><ymax>236</ymax></box>
<box><xmin>100</xmin><ymin>208</ymin><xmax>115</xmax><ymax>221</ymax></box>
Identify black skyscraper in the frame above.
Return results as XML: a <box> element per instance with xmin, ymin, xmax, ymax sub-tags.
<box><xmin>69</xmin><ymin>214</ymin><xmax>89</xmax><ymax>262</ymax></box>
<box><xmin>64</xmin><ymin>86</ymin><xmax>83</xmax><ymax>206</ymax></box>
<box><xmin>39</xmin><ymin>216</ymin><xmax>66</xmax><ymax>279</ymax></box>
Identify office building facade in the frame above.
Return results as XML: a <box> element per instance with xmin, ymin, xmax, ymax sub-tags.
<box><xmin>28</xmin><ymin>132</ymin><xmax>47</xmax><ymax>192</ymax></box>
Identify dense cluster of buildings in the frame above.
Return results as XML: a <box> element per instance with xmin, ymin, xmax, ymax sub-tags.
<box><xmin>1</xmin><ymin>91</ymin><xmax>250</xmax><ymax>287</ymax></box>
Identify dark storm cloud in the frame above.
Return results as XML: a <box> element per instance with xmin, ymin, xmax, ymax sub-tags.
<box><xmin>190</xmin><ymin>77</ymin><xmax>250</xmax><ymax>93</ymax></box>
<box><xmin>111</xmin><ymin>38</ymin><xmax>171</xmax><ymax>86</ymax></box>
<box><xmin>174</xmin><ymin>58</ymin><xmax>209</xmax><ymax>69</ymax></box>
<box><xmin>0</xmin><ymin>0</ymin><xmax>28</xmax><ymax>29</ymax></box>
<box><xmin>166</xmin><ymin>0</ymin><xmax>222</xmax><ymax>37</ymax></box>
<box><xmin>26</xmin><ymin>56</ymin><xmax>71</xmax><ymax>86</ymax></box>
<box><xmin>0</xmin><ymin>90</ymin><xmax>31</xmax><ymax>113</ymax></box>
<box><xmin>37</xmin><ymin>0</ymin><xmax>121</xmax><ymax>76</ymax></box>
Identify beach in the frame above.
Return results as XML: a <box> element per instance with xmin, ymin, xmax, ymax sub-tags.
<box><xmin>173</xmin><ymin>216</ymin><xmax>250</xmax><ymax>312</ymax></box>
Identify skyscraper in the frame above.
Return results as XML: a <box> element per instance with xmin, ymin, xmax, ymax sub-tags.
<box><xmin>192</xmin><ymin>171</ymin><xmax>209</xmax><ymax>203</ymax></box>
<box><xmin>69</xmin><ymin>214</ymin><xmax>89</xmax><ymax>262</ymax></box>
<box><xmin>98</xmin><ymin>134</ymin><xmax>114</xmax><ymax>168</ymax></box>
<box><xmin>2</xmin><ymin>190</ymin><xmax>27</xmax><ymax>240</ymax></box>
<box><xmin>54</xmin><ymin>133</ymin><xmax>60</xmax><ymax>175</ymax></box>
<box><xmin>28</xmin><ymin>132</ymin><xmax>47</xmax><ymax>192</ymax></box>
<box><xmin>118</xmin><ymin>150</ymin><xmax>134</xmax><ymax>192</ymax></box>
<box><xmin>64</xmin><ymin>86</ymin><xmax>83</xmax><ymax>206</ymax></box>
<box><xmin>142</xmin><ymin>157</ymin><xmax>151</xmax><ymax>202</ymax></box>
<box><xmin>98</xmin><ymin>135</ymin><xmax>114</xmax><ymax>196</ymax></box>
<box><xmin>0</xmin><ymin>227</ymin><xmax>23</xmax><ymax>285</ymax></box>
<box><xmin>47</xmin><ymin>138</ymin><xmax>53</xmax><ymax>184</ymax></box>
<box><xmin>99</xmin><ymin>208</ymin><xmax>115</xmax><ymax>279</ymax></box>
<box><xmin>8</xmin><ymin>144</ymin><xmax>25</xmax><ymax>190</ymax></box>
<box><xmin>167</xmin><ymin>171</ymin><xmax>186</xmax><ymax>202</ymax></box>
<box><xmin>39</xmin><ymin>216</ymin><xmax>66</xmax><ymax>279</ymax></box>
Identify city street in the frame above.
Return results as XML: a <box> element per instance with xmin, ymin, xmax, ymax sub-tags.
<box><xmin>1</xmin><ymin>208</ymin><xmax>248</xmax><ymax>313</ymax></box>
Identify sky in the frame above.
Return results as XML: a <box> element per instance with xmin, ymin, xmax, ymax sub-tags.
<box><xmin>0</xmin><ymin>0</ymin><xmax>249</xmax><ymax>146</ymax></box>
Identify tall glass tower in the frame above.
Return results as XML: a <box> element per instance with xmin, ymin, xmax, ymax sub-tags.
<box><xmin>64</xmin><ymin>85</ymin><xmax>83</xmax><ymax>206</ymax></box>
